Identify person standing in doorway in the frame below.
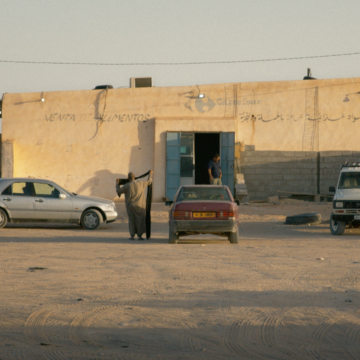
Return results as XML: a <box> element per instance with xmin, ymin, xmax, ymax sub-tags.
<box><xmin>117</xmin><ymin>171</ymin><xmax>153</xmax><ymax>240</ymax></box>
<box><xmin>208</xmin><ymin>154</ymin><xmax>222</xmax><ymax>185</ymax></box>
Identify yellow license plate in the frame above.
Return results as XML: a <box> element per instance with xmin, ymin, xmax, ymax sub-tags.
<box><xmin>193</xmin><ymin>212</ymin><xmax>216</xmax><ymax>218</ymax></box>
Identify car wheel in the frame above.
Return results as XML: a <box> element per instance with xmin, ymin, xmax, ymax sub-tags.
<box><xmin>330</xmin><ymin>214</ymin><xmax>346</xmax><ymax>235</ymax></box>
<box><xmin>0</xmin><ymin>209</ymin><xmax>8</xmax><ymax>229</ymax></box>
<box><xmin>229</xmin><ymin>229</ymin><xmax>239</xmax><ymax>244</ymax></box>
<box><xmin>169</xmin><ymin>228</ymin><xmax>178</xmax><ymax>244</ymax></box>
<box><xmin>81</xmin><ymin>209</ymin><xmax>103</xmax><ymax>230</ymax></box>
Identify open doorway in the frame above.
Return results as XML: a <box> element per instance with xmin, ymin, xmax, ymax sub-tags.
<box><xmin>194</xmin><ymin>133</ymin><xmax>220</xmax><ymax>184</ymax></box>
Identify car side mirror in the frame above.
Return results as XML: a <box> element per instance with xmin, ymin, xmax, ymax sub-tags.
<box><xmin>165</xmin><ymin>200</ymin><xmax>173</xmax><ymax>206</ymax></box>
<box><xmin>235</xmin><ymin>199</ymin><xmax>240</xmax><ymax>205</ymax></box>
<box><xmin>59</xmin><ymin>194</ymin><xmax>67</xmax><ymax>200</ymax></box>
<box><xmin>329</xmin><ymin>186</ymin><xmax>335</xmax><ymax>193</ymax></box>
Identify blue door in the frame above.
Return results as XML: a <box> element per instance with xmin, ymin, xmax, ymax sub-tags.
<box><xmin>220</xmin><ymin>132</ymin><xmax>235</xmax><ymax>195</ymax></box>
<box><xmin>166</xmin><ymin>132</ymin><xmax>181</xmax><ymax>200</ymax></box>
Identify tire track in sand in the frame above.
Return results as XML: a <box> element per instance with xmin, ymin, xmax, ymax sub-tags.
<box><xmin>307</xmin><ymin>313</ymin><xmax>358</xmax><ymax>360</ymax></box>
<box><xmin>69</xmin><ymin>299</ymin><xmax>204</xmax><ymax>355</ymax></box>
<box><xmin>0</xmin><ymin>261</ymin><xmax>17</xmax><ymax>274</ymax></box>
<box><xmin>281</xmin><ymin>271</ymin><xmax>300</xmax><ymax>288</ymax></box>
<box><xmin>41</xmin><ymin>350</ymin><xmax>70</xmax><ymax>360</ymax></box>
<box><xmin>24</xmin><ymin>308</ymin><xmax>56</xmax><ymax>344</ymax></box>
<box><xmin>181</xmin><ymin>334</ymin><xmax>203</xmax><ymax>352</ymax></box>
<box><xmin>344</xmin><ymin>312</ymin><xmax>360</xmax><ymax>360</ymax></box>
<box><xmin>69</xmin><ymin>305</ymin><xmax>119</xmax><ymax>345</ymax></box>
<box><xmin>223</xmin><ymin>317</ymin><xmax>252</xmax><ymax>358</ymax></box>
<box><xmin>223</xmin><ymin>307</ymin><xmax>296</xmax><ymax>359</ymax></box>
<box><xmin>282</xmin><ymin>268</ymin><xmax>360</xmax><ymax>291</ymax></box>
<box><xmin>24</xmin><ymin>309</ymin><xmax>68</xmax><ymax>360</ymax></box>
<box><xmin>24</xmin><ymin>306</ymin><xmax>78</xmax><ymax>360</ymax></box>
<box><xmin>69</xmin><ymin>299</ymin><xmax>145</xmax><ymax>347</ymax></box>
<box><xmin>222</xmin><ymin>307</ymin><xmax>267</xmax><ymax>359</ymax></box>
<box><xmin>1</xmin><ymin>348</ymin><xmax>27</xmax><ymax>360</ymax></box>
<box><xmin>260</xmin><ymin>307</ymin><xmax>296</xmax><ymax>359</ymax></box>
<box><xmin>141</xmin><ymin>308</ymin><xmax>202</xmax><ymax>352</ymax></box>
<box><xmin>280</xmin><ymin>269</ymin><xmax>320</xmax><ymax>290</ymax></box>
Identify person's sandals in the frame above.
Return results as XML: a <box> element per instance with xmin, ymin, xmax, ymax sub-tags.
<box><xmin>129</xmin><ymin>237</ymin><xmax>135</xmax><ymax>241</ymax></box>
<box><xmin>138</xmin><ymin>236</ymin><xmax>144</xmax><ymax>241</ymax></box>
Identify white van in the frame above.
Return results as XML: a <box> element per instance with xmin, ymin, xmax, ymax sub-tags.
<box><xmin>330</xmin><ymin>162</ymin><xmax>360</xmax><ymax>235</ymax></box>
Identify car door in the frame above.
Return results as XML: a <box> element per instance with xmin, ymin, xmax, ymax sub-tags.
<box><xmin>0</xmin><ymin>181</ymin><xmax>36</xmax><ymax>220</ymax></box>
<box><xmin>33</xmin><ymin>182</ymin><xmax>73</xmax><ymax>220</ymax></box>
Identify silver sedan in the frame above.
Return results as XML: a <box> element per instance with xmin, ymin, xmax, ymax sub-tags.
<box><xmin>0</xmin><ymin>178</ymin><xmax>117</xmax><ymax>230</ymax></box>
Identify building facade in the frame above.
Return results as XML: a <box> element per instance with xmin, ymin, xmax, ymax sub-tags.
<box><xmin>2</xmin><ymin>77</ymin><xmax>360</xmax><ymax>201</ymax></box>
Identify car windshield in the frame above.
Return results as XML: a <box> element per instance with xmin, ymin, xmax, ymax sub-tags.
<box><xmin>338</xmin><ymin>172</ymin><xmax>360</xmax><ymax>189</ymax></box>
<box><xmin>176</xmin><ymin>187</ymin><xmax>231</xmax><ymax>201</ymax></box>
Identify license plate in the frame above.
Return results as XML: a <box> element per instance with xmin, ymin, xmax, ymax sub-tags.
<box><xmin>355</xmin><ymin>215</ymin><xmax>360</xmax><ymax>220</ymax></box>
<box><xmin>193</xmin><ymin>212</ymin><xmax>216</xmax><ymax>218</ymax></box>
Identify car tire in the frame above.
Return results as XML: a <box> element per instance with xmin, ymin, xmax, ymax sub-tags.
<box><xmin>330</xmin><ymin>214</ymin><xmax>346</xmax><ymax>235</ymax></box>
<box><xmin>285</xmin><ymin>212</ymin><xmax>322</xmax><ymax>225</ymax></box>
<box><xmin>0</xmin><ymin>208</ymin><xmax>8</xmax><ymax>229</ymax></box>
<box><xmin>229</xmin><ymin>229</ymin><xmax>239</xmax><ymax>244</ymax></box>
<box><xmin>169</xmin><ymin>228</ymin><xmax>178</xmax><ymax>244</ymax></box>
<box><xmin>81</xmin><ymin>209</ymin><xmax>103</xmax><ymax>230</ymax></box>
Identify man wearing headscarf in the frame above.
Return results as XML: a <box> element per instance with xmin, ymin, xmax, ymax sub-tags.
<box><xmin>116</xmin><ymin>171</ymin><xmax>153</xmax><ymax>240</ymax></box>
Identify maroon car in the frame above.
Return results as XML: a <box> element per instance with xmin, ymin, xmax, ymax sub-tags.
<box><xmin>166</xmin><ymin>185</ymin><xmax>240</xmax><ymax>244</ymax></box>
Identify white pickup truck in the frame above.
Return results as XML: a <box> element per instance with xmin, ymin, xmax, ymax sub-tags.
<box><xmin>330</xmin><ymin>162</ymin><xmax>360</xmax><ymax>235</ymax></box>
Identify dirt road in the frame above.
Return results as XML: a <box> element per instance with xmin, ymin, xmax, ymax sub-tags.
<box><xmin>1</xmin><ymin>201</ymin><xmax>360</xmax><ymax>359</ymax></box>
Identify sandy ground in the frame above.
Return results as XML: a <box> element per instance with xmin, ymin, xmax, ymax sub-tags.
<box><xmin>1</xmin><ymin>200</ymin><xmax>360</xmax><ymax>359</ymax></box>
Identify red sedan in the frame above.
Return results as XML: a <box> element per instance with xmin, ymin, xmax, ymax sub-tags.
<box><xmin>166</xmin><ymin>185</ymin><xmax>240</xmax><ymax>244</ymax></box>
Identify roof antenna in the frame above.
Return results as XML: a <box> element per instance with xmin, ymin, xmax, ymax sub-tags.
<box><xmin>303</xmin><ymin>68</ymin><xmax>316</xmax><ymax>80</ymax></box>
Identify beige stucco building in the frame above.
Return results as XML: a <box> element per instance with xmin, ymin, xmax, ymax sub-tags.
<box><xmin>1</xmin><ymin>76</ymin><xmax>360</xmax><ymax>201</ymax></box>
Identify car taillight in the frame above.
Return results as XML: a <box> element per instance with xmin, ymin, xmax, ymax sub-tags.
<box><xmin>217</xmin><ymin>211</ymin><xmax>235</xmax><ymax>219</ymax></box>
<box><xmin>173</xmin><ymin>211</ymin><xmax>192</xmax><ymax>219</ymax></box>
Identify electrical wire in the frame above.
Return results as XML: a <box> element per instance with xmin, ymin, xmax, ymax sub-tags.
<box><xmin>0</xmin><ymin>52</ymin><xmax>360</xmax><ymax>66</ymax></box>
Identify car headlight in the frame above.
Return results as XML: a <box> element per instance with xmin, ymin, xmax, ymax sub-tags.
<box><xmin>107</xmin><ymin>205</ymin><xmax>115</xmax><ymax>212</ymax></box>
<box><xmin>335</xmin><ymin>202</ymin><xmax>344</xmax><ymax>208</ymax></box>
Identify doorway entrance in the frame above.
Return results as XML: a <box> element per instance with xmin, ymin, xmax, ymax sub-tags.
<box><xmin>165</xmin><ymin>131</ymin><xmax>235</xmax><ymax>200</ymax></box>
<box><xmin>194</xmin><ymin>133</ymin><xmax>220</xmax><ymax>184</ymax></box>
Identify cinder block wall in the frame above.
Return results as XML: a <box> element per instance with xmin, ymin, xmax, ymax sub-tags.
<box><xmin>240</xmin><ymin>148</ymin><xmax>360</xmax><ymax>200</ymax></box>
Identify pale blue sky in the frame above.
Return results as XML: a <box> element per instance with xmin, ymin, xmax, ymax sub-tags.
<box><xmin>1</xmin><ymin>0</ymin><xmax>360</xmax><ymax>95</ymax></box>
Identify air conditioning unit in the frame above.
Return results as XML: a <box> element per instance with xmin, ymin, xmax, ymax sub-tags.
<box><xmin>130</xmin><ymin>77</ymin><xmax>153</xmax><ymax>88</ymax></box>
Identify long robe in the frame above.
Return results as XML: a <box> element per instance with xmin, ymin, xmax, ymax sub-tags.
<box><xmin>117</xmin><ymin>177</ymin><xmax>152</xmax><ymax>237</ymax></box>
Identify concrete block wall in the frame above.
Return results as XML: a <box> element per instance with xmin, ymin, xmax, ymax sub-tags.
<box><xmin>240</xmin><ymin>150</ymin><xmax>317</xmax><ymax>199</ymax></box>
<box><xmin>240</xmin><ymin>149</ymin><xmax>360</xmax><ymax>200</ymax></box>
